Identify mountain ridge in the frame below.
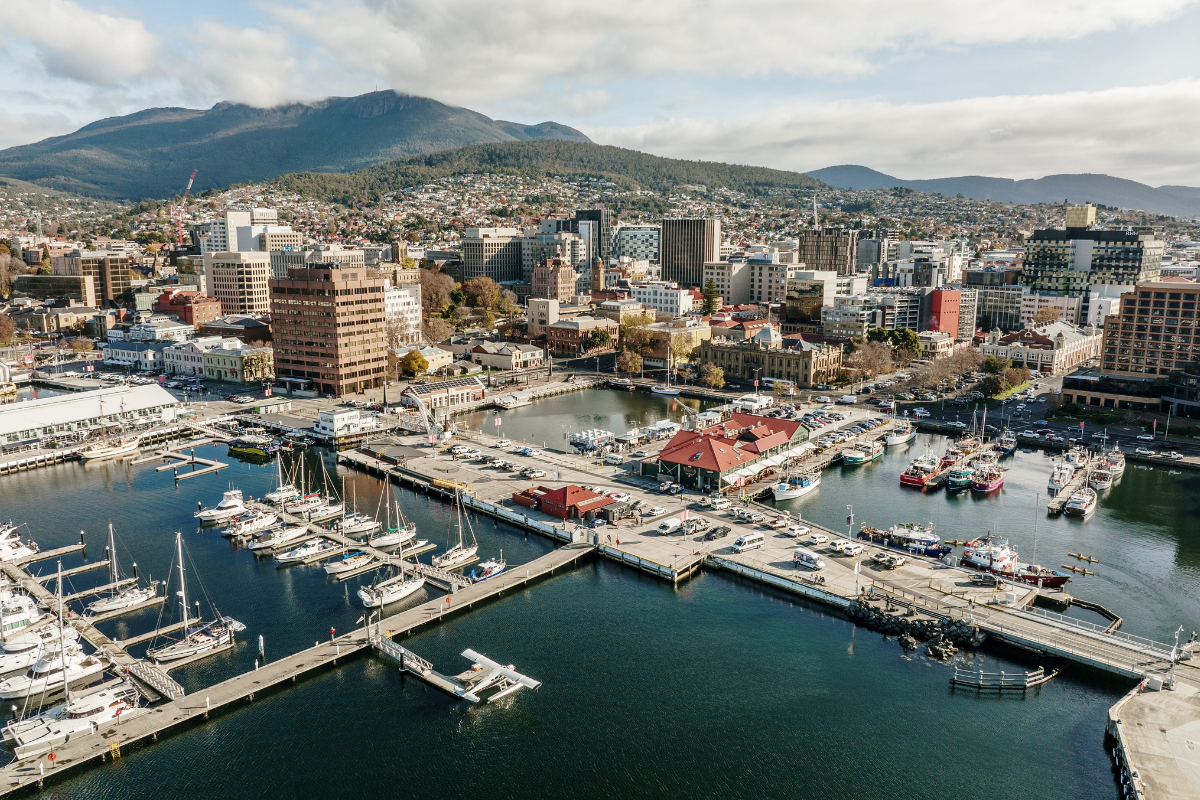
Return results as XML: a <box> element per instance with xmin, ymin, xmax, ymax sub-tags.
<box><xmin>0</xmin><ymin>91</ymin><xmax>591</xmax><ymax>200</ymax></box>
<box><xmin>807</xmin><ymin>164</ymin><xmax>1200</xmax><ymax>216</ymax></box>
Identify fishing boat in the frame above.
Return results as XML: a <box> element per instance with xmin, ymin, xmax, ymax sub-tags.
<box><xmin>1063</xmin><ymin>445</ymin><xmax>1089</xmax><ymax>467</ymax></box>
<box><xmin>432</xmin><ymin>491</ymin><xmax>479</xmax><ymax>569</ymax></box>
<box><xmin>275</xmin><ymin>538</ymin><xmax>339</xmax><ymax>565</ymax></box>
<box><xmin>970</xmin><ymin>450</ymin><xmax>998</xmax><ymax>468</ymax></box>
<box><xmin>842</xmin><ymin>440</ymin><xmax>884</xmax><ymax>466</ymax></box>
<box><xmin>945</xmin><ymin>465</ymin><xmax>975</xmax><ymax>492</ymax></box>
<box><xmin>220</xmin><ymin>510</ymin><xmax>278</xmax><ymax>538</ymax></box>
<box><xmin>959</xmin><ymin>535</ymin><xmax>1071</xmax><ymax>589</ymax></box>
<box><xmin>995</xmin><ymin>429</ymin><xmax>1018</xmax><ymax>455</ymax></box>
<box><xmin>1063</xmin><ymin>487</ymin><xmax>1098</xmax><ymax>517</ymax></box>
<box><xmin>858</xmin><ymin>523</ymin><xmax>951</xmax><ymax>558</ymax></box>
<box><xmin>247</xmin><ymin>526</ymin><xmax>308</xmax><ymax>552</ymax></box>
<box><xmin>85</xmin><ymin>524</ymin><xmax>159</xmax><ymax>616</ymax></box>
<box><xmin>899</xmin><ymin>452</ymin><xmax>941</xmax><ymax>487</ymax></box>
<box><xmin>146</xmin><ymin>533</ymin><xmax>245</xmax><ymax>665</ymax></box>
<box><xmin>1089</xmin><ymin>469</ymin><xmax>1114</xmax><ymax>491</ymax></box>
<box><xmin>5</xmin><ymin>678</ymin><xmax>144</xmax><ymax>760</ymax></box>
<box><xmin>263</xmin><ymin>455</ymin><xmax>299</xmax><ymax>504</ymax></box>
<box><xmin>971</xmin><ymin>465</ymin><xmax>1004</xmax><ymax>493</ymax></box>
<box><xmin>323</xmin><ymin>549</ymin><xmax>374</xmax><ymax>575</ymax></box>
<box><xmin>195</xmin><ymin>489</ymin><xmax>246</xmax><ymax>522</ymax></box>
<box><xmin>1103</xmin><ymin>446</ymin><xmax>1126</xmax><ymax>479</ymax></box>
<box><xmin>226</xmin><ymin>434</ymin><xmax>280</xmax><ymax>460</ymax></box>
<box><xmin>472</xmin><ymin>552</ymin><xmax>506</xmax><ymax>582</ymax></box>
<box><xmin>772</xmin><ymin>472</ymin><xmax>820</xmax><ymax>501</ymax></box>
<box><xmin>885</xmin><ymin>420</ymin><xmax>917</xmax><ymax>447</ymax></box>
<box><xmin>1047</xmin><ymin>462</ymin><xmax>1075</xmax><ymax>492</ymax></box>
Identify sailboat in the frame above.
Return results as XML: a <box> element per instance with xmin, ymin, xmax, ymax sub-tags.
<box><xmin>333</xmin><ymin>483</ymin><xmax>379</xmax><ymax>535</ymax></box>
<box><xmin>264</xmin><ymin>454</ymin><xmax>300</xmax><ymax>505</ymax></box>
<box><xmin>84</xmin><ymin>524</ymin><xmax>158</xmax><ymax>617</ymax></box>
<box><xmin>367</xmin><ymin>496</ymin><xmax>418</xmax><ymax>549</ymax></box>
<box><xmin>358</xmin><ymin>540</ymin><xmax>426</xmax><ymax>608</ymax></box>
<box><xmin>79</xmin><ymin>397</ymin><xmax>140</xmax><ymax>461</ymax></box>
<box><xmin>146</xmin><ymin>532</ymin><xmax>245</xmax><ymax>665</ymax></box>
<box><xmin>651</xmin><ymin>364</ymin><xmax>681</xmax><ymax>396</ymax></box>
<box><xmin>0</xmin><ymin>563</ymin><xmax>106</xmax><ymax>700</ymax></box>
<box><xmin>432</xmin><ymin>490</ymin><xmax>479</xmax><ymax>569</ymax></box>
<box><xmin>247</xmin><ymin>525</ymin><xmax>308</xmax><ymax>552</ymax></box>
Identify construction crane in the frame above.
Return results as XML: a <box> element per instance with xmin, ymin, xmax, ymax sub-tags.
<box><xmin>175</xmin><ymin>169</ymin><xmax>197</xmax><ymax>245</ymax></box>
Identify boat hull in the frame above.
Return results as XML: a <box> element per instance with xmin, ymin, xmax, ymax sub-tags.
<box><xmin>885</xmin><ymin>430</ymin><xmax>916</xmax><ymax>447</ymax></box>
<box><xmin>971</xmin><ymin>477</ymin><xmax>1004</xmax><ymax>493</ymax></box>
<box><xmin>80</xmin><ymin>440</ymin><xmax>140</xmax><ymax>462</ymax></box>
<box><xmin>358</xmin><ymin>576</ymin><xmax>425</xmax><ymax>608</ymax></box>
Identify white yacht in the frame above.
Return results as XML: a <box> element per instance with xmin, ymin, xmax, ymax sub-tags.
<box><xmin>0</xmin><ymin>594</ymin><xmax>41</xmax><ymax>639</ymax></box>
<box><xmin>5</xmin><ymin>678</ymin><xmax>144</xmax><ymax>760</ymax></box>
<box><xmin>275</xmin><ymin>538</ymin><xmax>338</xmax><ymax>564</ymax></box>
<box><xmin>333</xmin><ymin>512</ymin><xmax>379</xmax><ymax>536</ymax></box>
<box><xmin>0</xmin><ymin>645</ymin><xmax>106</xmax><ymax>700</ymax></box>
<box><xmin>432</xmin><ymin>491</ymin><xmax>478</xmax><ymax>569</ymax></box>
<box><xmin>263</xmin><ymin>455</ymin><xmax>299</xmax><ymax>504</ymax></box>
<box><xmin>358</xmin><ymin>541</ymin><xmax>426</xmax><ymax>608</ymax></box>
<box><xmin>79</xmin><ymin>438</ymin><xmax>140</xmax><ymax>462</ymax></box>
<box><xmin>885</xmin><ymin>420</ymin><xmax>917</xmax><ymax>447</ymax></box>
<box><xmin>145</xmin><ymin>533</ymin><xmax>245</xmax><ymax>665</ymax></box>
<box><xmin>221</xmin><ymin>510</ymin><xmax>278</xmax><ymax>538</ymax></box>
<box><xmin>195</xmin><ymin>489</ymin><xmax>246</xmax><ymax>522</ymax></box>
<box><xmin>305</xmin><ymin>499</ymin><xmax>345</xmax><ymax>522</ymax></box>
<box><xmin>284</xmin><ymin>493</ymin><xmax>323</xmax><ymax>515</ymax></box>
<box><xmin>473</xmin><ymin>552</ymin><xmax>506</xmax><ymax>582</ymax></box>
<box><xmin>772</xmin><ymin>473</ymin><xmax>820</xmax><ymax>501</ymax></box>
<box><xmin>85</xmin><ymin>524</ymin><xmax>159</xmax><ymax>618</ymax></box>
<box><xmin>248</xmin><ymin>526</ymin><xmax>308</xmax><ymax>552</ymax></box>
<box><xmin>323</xmin><ymin>550</ymin><xmax>374</xmax><ymax>575</ymax></box>
<box><xmin>0</xmin><ymin>539</ymin><xmax>38</xmax><ymax>563</ymax></box>
<box><xmin>0</xmin><ymin>626</ymin><xmax>80</xmax><ymax>676</ymax></box>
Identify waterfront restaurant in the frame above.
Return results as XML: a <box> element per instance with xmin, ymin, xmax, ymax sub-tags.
<box><xmin>641</xmin><ymin>412</ymin><xmax>812</xmax><ymax>492</ymax></box>
<box><xmin>0</xmin><ymin>384</ymin><xmax>180</xmax><ymax>448</ymax></box>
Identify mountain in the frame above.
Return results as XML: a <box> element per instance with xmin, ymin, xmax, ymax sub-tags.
<box><xmin>807</xmin><ymin>165</ymin><xmax>1200</xmax><ymax>217</ymax></box>
<box><xmin>0</xmin><ymin>91</ymin><xmax>591</xmax><ymax>200</ymax></box>
<box><xmin>273</xmin><ymin>140</ymin><xmax>826</xmax><ymax>203</ymax></box>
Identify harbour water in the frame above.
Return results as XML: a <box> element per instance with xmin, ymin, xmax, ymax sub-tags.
<box><xmin>2</xmin><ymin>388</ymin><xmax>1195</xmax><ymax>798</ymax></box>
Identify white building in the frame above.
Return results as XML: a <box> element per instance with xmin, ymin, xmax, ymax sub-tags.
<box><xmin>315</xmin><ymin>409</ymin><xmax>375</xmax><ymax>439</ymax></box>
<box><xmin>126</xmin><ymin>316</ymin><xmax>194</xmax><ymax>342</ymax></box>
<box><xmin>198</xmin><ymin>208</ymin><xmax>277</xmax><ymax>254</ymax></box>
<box><xmin>384</xmin><ymin>279</ymin><xmax>422</xmax><ymax>345</ymax></box>
<box><xmin>630</xmin><ymin>282</ymin><xmax>694</xmax><ymax>317</ymax></box>
<box><xmin>163</xmin><ymin>336</ymin><xmax>233</xmax><ymax>376</ymax></box>
<box><xmin>1019</xmin><ymin>293</ymin><xmax>1082</xmax><ymax>327</ymax></box>
<box><xmin>702</xmin><ymin>260</ymin><xmax>751</xmax><ymax>306</ymax></box>
<box><xmin>613</xmin><ymin>224</ymin><xmax>660</xmax><ymax>263</ymax></box>
<box><xmin>100</xmin><ymin>341</ymin><xmax>172</xmax><ymax>371</ymax></box>
<box><xmin>204</xmin><ymin>251</ymin><xmax>272</xmax><ymax>315</ymax></box>
<box><xmin>0</xmin><ymin>385</ymin><xmax>180</xmax><ymax>446</ymax></box>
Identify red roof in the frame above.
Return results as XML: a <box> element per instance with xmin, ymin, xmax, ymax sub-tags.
<box><xmin>655</xmin><ymin>412</ymin><xmax>803</xmax><ymax>472</ymax></box>
<box><xmin>538</xmin><ymin>485</ymin><xmax>613</xmax><ymax>511</ymax></box>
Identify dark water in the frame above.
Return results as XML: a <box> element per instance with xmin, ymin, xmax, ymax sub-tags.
<box><xmin>3</xmin><ymin>389</ymin><xmax>1190</xmax><ymax>799</ymax></box>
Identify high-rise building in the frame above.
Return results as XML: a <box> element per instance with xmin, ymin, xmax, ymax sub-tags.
<box><xmin>520</xmin><ymin>231</ymin><xmax>584</xmax><ymax>283</ymax></box>
<box><xmin>957</xmin><ymin>288</ymin><xmax>979</xmax><ymax>341</ymax></box>
<box><xmin>702</xmin><ymin>260</ymin><xmax>751</xmax><ymax>306</ymax></box>
<box><xmin>204</xmin><ymin>251</ymin><xmax>272</xmax><ymax>315</ymax></box>
<box><xmin>460</xmin><ymin>228</ymin><xmax>522</xmax><ymax>283</ymax></box>
<box><xmin>974</xmin><ymin>285</ymin><xmax>1027</xmax><ymax>332</ymax></box>
<box><xmin>821</xmin><ymin>295</ymin><xmax>879</xmax><ymax>340</ymax></box>
<box><xmin>269</xmin><ymin>264</ymin><xmax>387</xmax><ymax>396</ymax></box>
<box><xmin>797</xmin><ymin>227</ymin><xmax>859</xmax><ymax>276</ymax></box>
<box><xmin>51</xmin><ymin>250</ymin><xmax>130</xmax><ymax>304</ymax></box>
<box><xmin>782</xmin><ymin>271</ymin><xmax>838</xmax><ymax>335</ymax></box>
<box><xmin>927</xmin><ymin>288</ymin><xmax>960</xmax><ymax>338</ymax></box>
<box><xmin>575</xmin><ymin>208</ymin><xmax>613</xmax><ymax>265</ymax></box>
<box><xmin>613</xmin><ymin>224</ymin><xmax>660</xmax><ymax>263</ymax></box>
<box><xmin>270</xmin><ymin>244</ymin><xmax>366</xmax><ymax>280</ymax></box>
<box><xmin>384</xmin><ymin>273</ymin><xmax>422</xmax><ymax>346</ymax></box>
<box><xmin>198</xmin><ymin>208</ymin><xmax>277</xmax><ymax>254</ymax></box>
<box><xmin>660</xmin><ymin>218</ymin><xmax>721</xmax><ymax>288</ymax></box>
<box><xmin>1100</xmin><ymin>277</ymin><xmax>1200</xmax><ymax>378</ymax></box>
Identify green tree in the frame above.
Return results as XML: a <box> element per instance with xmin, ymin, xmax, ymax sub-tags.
<box><xmin>867</xmin><ymin>328</ymin><xmax>891</xmax><ymax>343</ymax></box>
<box><xmin>701</xmin><ymin>279</ymin><xmax>719</xmax><ymax>315</ymax></box>
<box><xmin>889</xmin><ymin>328</ymin><xmax>920</xmax><ymax>352</ymax></box>
<box><xmin>583</xmin><ymin>329</ymin><xmax>612</xmax><ymax>351</ymax></box>
<box><xmin>982</xmin><ymin>355</ymin><xmax>1011</xmax><ymax>375</ymax></box>
<box><xmin>979</xmin><ymin>374</ymin><xmax>1007</xmax><ymax>398</ymax></box>
<box><xmin>399</xmin><ymin>350</ymin><xmax>429</xmax><ymax>376</ymax></box>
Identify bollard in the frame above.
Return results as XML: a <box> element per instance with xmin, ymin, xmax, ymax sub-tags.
<box><xmin>258</xmin><ymin>634</ymin><xmax>264</xmax><ymax>659</ymax></box>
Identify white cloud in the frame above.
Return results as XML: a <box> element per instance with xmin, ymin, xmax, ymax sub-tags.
<box><xmin>0</xmin><ymin>0</ymin><xmax>158</xmax><ymax>86</ymax></box>
<box><xmin>275</xmin><ymin>0</ymin><xmax>1196</xmax><ymax>106</ymax></box>
<box><xmin>586</xmin><ymin>81</ymin><xmax>1200</xmax><ymax>186</ymax></box>
<box><xmin>0</xmin><ymin>107</ymin><xmax>76</xmax><ymax>150</ymax></box>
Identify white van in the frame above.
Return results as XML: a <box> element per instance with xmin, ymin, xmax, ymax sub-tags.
<box><xmin>656</xmin><ymin>518</ymin><xmax>684</xmax><ymax>535</ymax></box>
<box><xmin>710</xmin><ymin>498</ymin><xmax>732</xmax><ymax>511</ymax></box>
<box><xmin>603</xmin><ymin>454</ymin><xmax>624</xmax><ymax>466</ymax></box>
<box><xmin>732</xmin><ymin>532</ymin><xmax>765</xmax><ymax>553</ymax></box>
<box><xmin>837</xmin><ymin>395</ymin><xmax>858</xmax><ymax>405</ymax></box>
<box><xmin>793</xmin><ymin>548</ymin><xmax>825</xmax><ymax>570</ymax></box>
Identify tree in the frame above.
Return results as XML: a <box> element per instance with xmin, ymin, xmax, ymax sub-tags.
<box><xmin>583</xmin><ymin>329</ymin><xmax>612</xmax><ymax>351</ymax></box>
<box><xmin>979</xmin><ymin>374</ymin><xmax>1007</xmax><ymax>398</ymax></box>
<box><xmin>419</xmin><ymin>268</ymin><xmax>454</xmax><ymax>315</ymax></box>
<box><xmin>701</xmin><ymin>279</ymin><xmax>719</xmax><ymax>315</ymax></box>
<box><xmin>698</xmin><ymin>363</ymin><xmax>725</xmax><ymax>388</ymax></box>
<box><xmin>399</xmin><ymin>350</ymin><xmax>429</xmax><ymax>376</ymax></box>
<box><xmin>867</xmin><ymin>328</ymin><xmax>891</xmax><ymax>343</ymax></box>
<box><xmin>667</xmin><ymin>331</ymin><xmax>695</xmax><ymax>367</ymax></box>
<box><xmin>982</xmin><ymin>355</ymin><xmax>1011</xmax><ymax>375</ymax></box>
<box><xmin>889</xmin><ymin>328</ymin><xmax>920</xmax><ymax>353</ymax></box>
<box><xmin>1033</xmin><ymin>307</ymin><xmax>1063</xmax><ymax>325</ymax></box>
<box><xmin>616</xmin><ymin>350</ymin><xmax>642</xmax><ymax>375</ymax></box>
<box><xmin>845</xmin><ymin>340</ymin><xmax>893</xmax><ymax>377</ymax></box>
<box><xmin>68</xmin><ymin>338</ymin><xmax>94</xmax><ymax>353</ymax></box>
<box><xmin>620</xmin><ymin>313</ymin><xmax>655</xmax><ymax>356</ymax></box>
<box><xmin>463</xmin><ymin>276</ymin><xmax>501</xmax><ymax>311</ymax></box>
<box><xmin>0</xmin><ymin>314</ymin><xmax>15</xmax><ymax>347</ymax></box>
<box><xmin>422</xmin><ymin>317</ymin><xmax>454</xmax><ymax>343</ymax></box>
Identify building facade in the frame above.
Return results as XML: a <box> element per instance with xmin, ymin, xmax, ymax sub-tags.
<box><xmin>702</xmin><ymin>260</ymin><xmax>751</xmax><ymax>306</ymax></box>
<box><xmin>546</xmin><ymin>316</ymin><xmax>620</xmax><ymax>356</ymax></box>
<box><xmin>50</xmin><ymin>250</ymin><xmax>130</xmax><ymax>304</ymax></box>
<box><xmin>629</xmin><ymin>282</ymin><xmax>694</xmax><ymax>316</ymax></box>
<box><xmin>204</xmin><ymin>342</ymin><xmax>274</xmax><ymax>383</ymax></box>
<box><xmin>981</xmin><ymin>321</ymin><xmax>1103</xmax><ymax>375</ymax></box>
<box><xmin>268</xmin><ymin>264</ymin><xmax>387</xmax><ymax>396</ymax></box>
<box><xmin>1100</xmin><ymin>278</ymin><xmax>1200</xmax><ymax>378</ymax></box>
<box><xmin>531</xmin><ymin>258</ymin><xmax>578</xmax><ymax>301</ymax></box>
<box><xmin>613</xmin><ymin>224</ymin><xmax>660</xmax><ymax>263</ymax></box>
<box><xmin>461</xmin><ymin>227</ymin><xmax>522</xmax><ymax>283</ymax></box>
<box><xmin>927</xmin><ymin>288</ymin><xmax>960</xmax><ymax>338</ymax></box>
<box><xmin>660</xmin><ymin>218</ymin><xmax>721</xmax><ymax>287</ymax></box>
<box><xmin>153</xmin><ymin>289</ymin><xmax>223</xmax><ymax>326</ymax></box>
<box><xmin>205</xmin><ymin>251</ymin><xmax>272</xmax><ymax>315</ymax></box>
<box><xmin>384</xmin><ymin>276</ymin><xmax>422</xmax><ymax>346</ymax></box>
<box><xmin>698</xmin><ymin>337</ymin><xmax>843</xmax><ymax>388</ymax></box>
<box><xmin>797</xmin><ymin>227</ymin><xmax>859</xmax><ymax>276</ymax></box>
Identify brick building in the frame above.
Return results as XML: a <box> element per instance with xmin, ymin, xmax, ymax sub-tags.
<box><xmin>153</xmin><ymin>288</ymin><xmax>223</xmax><ymax>326</ymax></box>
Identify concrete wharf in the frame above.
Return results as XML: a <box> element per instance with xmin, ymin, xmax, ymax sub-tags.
<box><xmin>0</xmin><ymin>542</ymin><xmax>593</xmax><ymax>796</ymax></box>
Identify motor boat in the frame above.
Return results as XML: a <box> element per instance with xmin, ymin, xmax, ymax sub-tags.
<box><xmin>959</xmin><ymin>535</ymin><xmax>1070</xmax><ymax>589</ymax></box>
<box><xmin>842</xmin><ymin>440</ymin><xmax>884</xmax><ymax>465</ymax></box>
<box><xmin>970</xmin><ymin>465</ymin><xmax>1004</xmax><ymax>494</ymax></box>
<box><xmin>0</xmin><ymin>627</ymin><xmax>80</xmax><ymax>676</ymax></box>
<box><xmin>1063</xmin><ymin>445</ymin><xmax>1089</xmax><ymax>467</ymax></box>
<box><xmin>5</xmin><ymin>678</ymin><xmax>144</xmax><ymax>760</ymax></box>
<box><xmin>995</xmin><ymin>430</ymin><xmax>1018</xmax><ymax>455</ymax></box>
<box><xmin>248</xmin><ymin>526</ymin><xmax>308</xmax><ymax>552</ymax></box>
<box><xmin>284</xmin><ymin>493</ymin><xmax>323</xmax><ymax>515</ymax></box>
<box><xmin>0</xmin><ymin>539</ymin><xmax>38</xmax><ymax>563</ymax></box>
<box><xmin>226</xmin><ymin>434</ymin><xmax>281</xmax><ymax>460</ymax></box>
<box><xmin>970</xmin><ymin>451</ymin><xmax>998</xmax><ymax>468</ymax></box>
<box><xmin>945</xmin><ymin>466</ymin><xmax>975</xmax><ymax>492</ymax></box>
<box><xmin>0</xmin><ymin>595</ymin><xmax>42</xmax><ymax>640</ymax></box>
<box><xmin>221</xmin><ymin>510</ymin><xmax>278</xmax><ymax>538</ymax></box>
<box><xmin>1103</xmin><ymin>446</ymin><xmax>1126</xmax><ymax>479</ymax></box>
<box><xmin>899</xmin><ymin>453</ymin><xmax>941</xmax><ymax>487</ymax></box>
<box><xmin>1047</xmin><ymin>462</ymin><xmax>1075</xmax><ymax>492</ymax></box>
<box><xmin>1064</xmin><ymin>487</ymin><xmax>1098</xmax><ymax>517</ymax></box>
<box><xmin>885</xmin><ymin>420</ymin><xmax>916</xmax><ymax>447</ymax></box>
<box><xmin>323</xmin><ymin>550</ymin><xmax>374</xmax><ymax>575</ymax></box>
<box><xmin>0</xmin><ymin>645</ymin><xmax>106</xmax><ymax>700</ymax></box>
<box><xmin>195</xmin><ymin>489</ymin><xmax>246</xmax><ymax>522</ymax></box>
<box><xmin>772</xmin><ymin>473</ymin><xmax>820</xmax><ymax>501</ymax></box>
<box><xmin>472</xmin><ymin>553</ymin><xmax>506</xmax><ymax>582</ymax></box>
<box><xmin>275</xmin><ymin>538</ymin><xmax>338</xmax><ymax>564</ymax></box>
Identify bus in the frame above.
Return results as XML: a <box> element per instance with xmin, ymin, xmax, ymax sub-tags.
<box><xmin>760</xmin><ymin>377</ymin><xmax>796</xmax><ymax>395</ymax></box>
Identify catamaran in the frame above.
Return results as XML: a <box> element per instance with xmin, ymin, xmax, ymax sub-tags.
<box><xmin>84</xmin><ymin>524</ymin><xmax>158</xmax><ymax>616</ymax></box>
<box><xmin>146</xmin><ymin>532</ymin><xmax>245</xmax><ymax>665</ymax></box>
<box><xmin>195</xmin><ymin>489</ymin><xmax>246</xmax><ymax>522</ymax></box>
<box><xmin>432</xmin><ymin>491</ymin><xmax>479</xmax><ymax>569</ymax></box>
<box><xmin>5</xmin><ymin>678</ymin><xmax>144</xmax><ymax>760</ymax></box>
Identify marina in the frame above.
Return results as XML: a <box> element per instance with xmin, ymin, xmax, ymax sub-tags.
<box><xmin>0</xmin><ymin>387</ymin><xmax>1193</xmax><ymax>799</ymax></box>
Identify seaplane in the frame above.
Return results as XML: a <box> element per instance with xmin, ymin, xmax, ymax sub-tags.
<box><xmin>453</xmin><ymin>649</ymin><xmax>542</xmax><ymax>703</ymax></box>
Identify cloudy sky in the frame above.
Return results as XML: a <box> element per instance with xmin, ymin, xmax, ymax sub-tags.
<box><xmin>2</xmin><ymin>0</ymin><xmax>1199</xmax><ymax>185</ymax></box>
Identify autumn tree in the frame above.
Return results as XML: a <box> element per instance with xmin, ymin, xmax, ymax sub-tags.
<box><xmin>845</xmin><ymin>340</ymin><xmax>893</xmax><ymax>377</ymax></box>
<box><xmin>616</xmin><ymin>350</ymin><xmax>642</xmax><ymax>375</ymax></box>
<box><xmin>419</xmin><ymin>268</ymin><xmax>455</xmax><ymax>315</ymax></box>
<box><xmin>619</xmin><ymin>313</ymin><xmax>655</xmax><ymax>356</ymax></box>
<box><xmin>698</xmin><ymin>363</ymin><xmax>725</xmax><ymax>389</ymax></box>
<box><xmin>422</xmin><ymin>317</ymin><xmax>454</xmax><ymax>343</ymax></box>
<box><xmin>463</xmin><ymin>276</ymin><xmax>501</xmax><ymax>311</ymax></box>
<box><xmin>399</xmin><ymin>350</ymin><xmax>429</xmax><ymax>376</ymax></box>
<box><xmin>0</xmin><ymin>314</ymin><xmax>15</xmax><ymax>347</ymax></box>
<box><xmin>1032</xmin><ymin>307</ymin><xmax>1063</xmax><ymax>325</ymax></box>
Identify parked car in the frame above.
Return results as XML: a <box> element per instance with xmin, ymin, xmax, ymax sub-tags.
<box><xmin>1136</xmin><ymin>447</ymin><xmax>1155</xmax><ymax>455</ymax></box>
<box><xmin>607</xmin><ymin>492</ymin><xmax>632</xmax><ymax>503</ymax></box>
<box><xmin>704</xmin><ymin>526</ymin><xmax>731</xmax><ymax>541</ymax></box>
<box><xmin>494</xmin><ymin>439</ymin><xmax>512</xmax><ymax>448</ymax></box>
<box><xmin>1137</xmin><ymin>434</ymin><xmax>1155</xmax><ymax>442</ymax></box>
<box><xmin>646</xmin><ymin>506</ymin><xmax>667</xmax><ymax>516</ymax></box>
<box><xmin>829</xmin><ymin>539</ymin><xmax>851</xmax><ymax>552</ymax></box>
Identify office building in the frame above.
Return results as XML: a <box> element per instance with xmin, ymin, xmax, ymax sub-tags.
<box><xmin>660</xmin><ymin>218</ymin><xmax>721</xmax><ymax>287</ymax></box>
<box><xmin>957</xmin><ymin>287</ymin><xmax>978</xmax><ymax>341</ymax></box>
<box><xmin>268</xmin><ymin>264</ymin><xmax>388</xmax><ymax>396</ymax></box>
<box><xmin>198</xmin><ymin>208</ymin><xmax>277</xmax><ymax>254</ymax></box>
<box><xmin>460</xmin><ymin>227</ymin><xmax>523</xmax><ymax>283</ymax></box>
<box><xmin>1100</xmin><ymin>278</ymin><xmax>1200</xmax><ymax>378</ymax></box>
<box><xmin>204</xmin><ymin>341</ymin><xmax>274</xmax><ymax>384</ymax></box>
<box><xmin>204</xmin><ymin>251</ymin><xmax>272</xmax><ymax>315</ymax></box>
<box><xmin>747</xmin><ymin>258</ymin><xmax>794</xmax><ymax>304</ymax></box>
<box><xmin>527</xmin><ymin>298</ymin><xmax>560</xmax><ymax>328</ymax></box>
<box><xmin>546</xmin><ymin>316</ymin><xmax>619</xmax><ymax>356</ymax></box>
<box><xmin>531</xmin><ymin>258</ymin><xmax>578</xmax><ymax>302</ymax></box>
<box><xmin>1020</xmin><ymin>293</ymin><xmax>1082</xmax><ymax>327</ymax></box>
<box><xmin>797</xmin><ymin>227</ymin><xmax>859</xmax><ymax>276</ymax></box>
<box><xmin>782</xmin><ymin>271</ymin><xmax>838</xmax><ymax>335</ymax></box>
<box><xmin>51</xmin><ymin>250</ymin><xmax>131</xmax><ymax>304</ymax></box>
<box><xmin>702</xmin><ymin>260</ymin><xmax>751</xmax><ymax>306</ymax></box>
<box><xmin>974</xmin><ymin>285</ymin><xmax>1027</xmax><ymax>332</ymax></box>
<box><xmin>10</xmin><ymin>274</ymin><xmax>96</xmax><ymax>307</ymax></box>
<box><xmin>927</xmin><ymin>288</ymin><xmax>960</xmax><ymax>338</ymax></box>
<box><xmin>822</xmin><ymin>295</ymin><xmax>879</xmax><ymax>341</ymax></box>
<box><xmin>384</xmin><ymin>275</ymin><xmax>422</xmax><ymax>345</ymax></box>
<box><xmin>520</xmin><ymin>231</ymin><xmax>584</xmax><ymax>283</ymax></box>
<box><xmin>874</xmin><ymin>289</ymin><xmax>928</xmax><ymax>331</ymax></box>
<box><xmin>629</xmin><ymin>282</ymin><xmax>694</xmax><ymax>317</ymax></box>
<box><xmin>153</xmin><ymin>288</ymin><xmax>223</xmax><ymax>326</ymax></box>
<box><xmin>613</xmin><ymin>224</ymin><xmax>660</xmax><ymax>263</ymax></box>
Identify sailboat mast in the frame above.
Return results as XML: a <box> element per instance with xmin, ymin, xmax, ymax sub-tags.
<box><xmin>108</xmin><ymin>523</ymin><xmax>117</xmax><ymax>590</ymax></box>
<box><xmin>57</xmin><ymin>560</ymin><xmax>67</xmax><ymax>696</ymax></box>
<box><xmin>177</xmin><ymin>532</ymin><xmax>189</xmax><ymax>632</ymax></box>
<box><xmin>1031</xmin><ymin>493</ymin><xmax>1040</xmax><ymax>567</ymax></box>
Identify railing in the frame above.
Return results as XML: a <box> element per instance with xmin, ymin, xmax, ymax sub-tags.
<box><xmin>952</xmin><ymin>666</ymin><xmax>1045</xmax><ymax>690</ymax></box>
<box><xmin>1022</xmin><ymin>607</ymin><xmax>1181</xmax><ymax>659</ymax></box>
<box><xmin>126</xmin><ymin>660</ymin><xmax>186</xmax><ymax>700</ymax></box>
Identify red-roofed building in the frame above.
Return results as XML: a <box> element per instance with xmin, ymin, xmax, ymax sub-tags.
<box><xmin>154</xmin><ymin>288</ymin><xmax>222</xmax><ymax>326</ymax></box>
<box><xmin>645</xmin><ymin>412</ymin><xmax>810</xmax><ymax>492</ymax></box>
<box><xmin>513</xmin><ymin>484</ymin><xmax>615</xmax><ymax>519</ymax></box>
